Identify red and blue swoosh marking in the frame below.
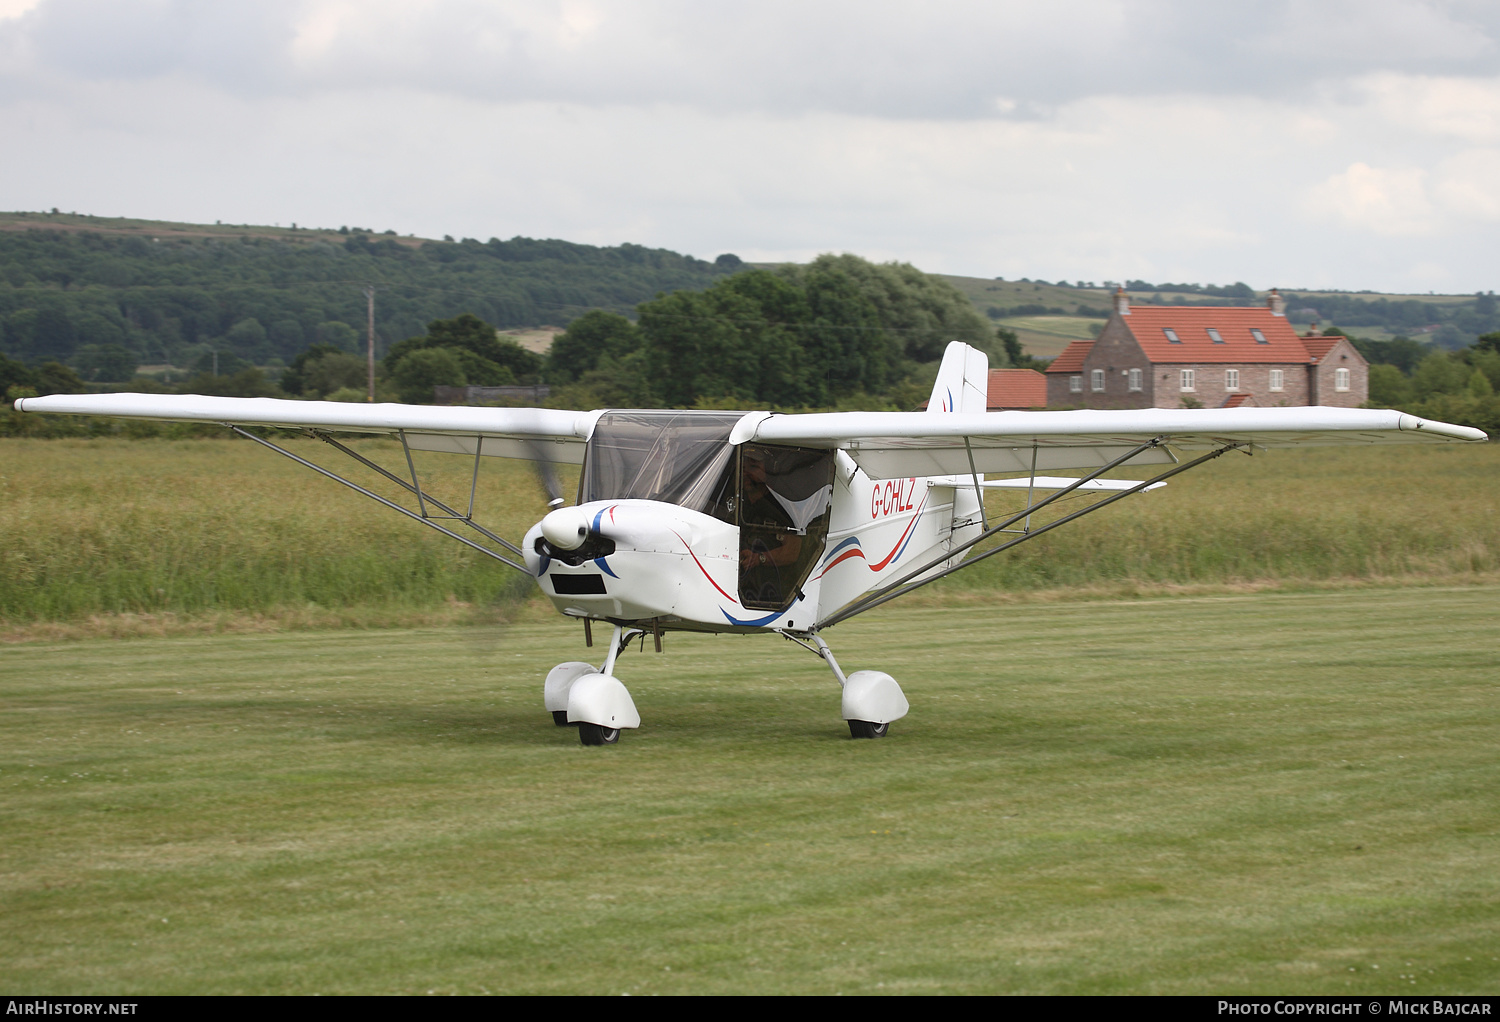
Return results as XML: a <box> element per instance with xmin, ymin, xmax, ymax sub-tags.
<box><xmin>592</xmin><ymin>505</ymin><xmax>619</xmax><ymax>577</ymax></box>
<box><xmin>815</xmin><ymin>492</ymin><xmax>928</xmax><ymax>579</ymax></box>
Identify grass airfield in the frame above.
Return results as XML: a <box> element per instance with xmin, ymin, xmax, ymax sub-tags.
<box><xmin>2</xmin><ymin>588</ymin><xmax>1496</xmax><ymax>995</ymax></box>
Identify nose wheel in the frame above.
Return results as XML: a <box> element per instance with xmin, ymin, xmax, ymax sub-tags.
<box><xmin>578</xmin><ymin>722</ymin><xmax>620</xmax><ymax>745</ymax></box>
<box><xmin>848</xmin><ymin>720</ymin><xmax>889</xmax><ymax>739</ymax></box>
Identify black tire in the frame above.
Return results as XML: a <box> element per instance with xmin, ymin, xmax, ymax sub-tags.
<box><xmin>578</xmin><ymin>722</ymin><xmax>620</xmax><ymax>746</ymax></box>
<box><xmin>848</xmin><ymin>720</ymin><xmax>889</xmax><ymax>739</ymax></box>
<box><xmin>552</xmin><ymin>710</ymin><xmax>572</xmax><ymax>727</ymax></box>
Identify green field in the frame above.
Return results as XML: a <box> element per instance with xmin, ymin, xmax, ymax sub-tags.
<box><xmin>2</xmin><ymin>590</ymin><xmax>1496</xmax><ymax>994</ymax></box>
<box><xmin>4</xmin><ymin>438</ymin><xmax>1497</xmax><ymax>638</ymax></box>
<box><xmin>991</xmin><ymin>314</ymin><xmax>1102</xmax><ymax>360</ymax></box>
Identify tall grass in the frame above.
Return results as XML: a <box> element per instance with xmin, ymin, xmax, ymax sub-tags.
<box><xmin>1</xmin><ymin>437</ymin><xmax>1496</xmax><ymax>628</ymax></box>
<box><xmin>0</xmin><ymin>437</ymin><xmax>558</xmax><ymax>624</ymax></box>
<box><xmin>959</xmin><ymin>442</ymin><xmax>1500</xmax><ymax>592</ymax></box>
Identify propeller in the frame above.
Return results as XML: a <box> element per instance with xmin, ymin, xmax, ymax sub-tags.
<box><xmin>527</xmin><ymin>441</ymin><xmax>568</xmax><ymax>511</ymax></box>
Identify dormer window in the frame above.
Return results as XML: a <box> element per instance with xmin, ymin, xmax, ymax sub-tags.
<box><xmin>1251</xmin><ymin>328</ymin><xmax>1268</xmax><ymax>344</ymax></box>
<box><xmin>1163</xmin><ymin>328</ymin><xmax>1181</xmax><ymax>343</ymax></box>
<box><xmin>1207</xmin><ymin>328</ymin><xmax>1224</xmax><ymax>344</ymax></box>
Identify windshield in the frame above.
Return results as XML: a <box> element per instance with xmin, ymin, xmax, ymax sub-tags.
<box><xmin>578</xmin><ymin>410</ymin><xmax>744</xmax><ymax>516</ymax></box>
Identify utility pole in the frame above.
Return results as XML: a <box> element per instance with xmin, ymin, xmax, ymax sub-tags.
<box><xmin>363</xmin><ymin>285</ymin><xmax>376</xmax><ymax>402</ymax></box>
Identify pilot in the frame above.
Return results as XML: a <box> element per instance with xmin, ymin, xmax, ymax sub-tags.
<box><xmin>739</xmin><ymin>450</ymin><xmax>802</xmax><ymax>603</ymax></box>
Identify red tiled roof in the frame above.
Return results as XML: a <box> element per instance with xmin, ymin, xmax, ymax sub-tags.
<box><xmin>1223</xmin><ymin>392</ymin><xmax>1253</xmax><ymax>408</ymax></box>
<box><xmin>987</xmin><ymin>368</ymin><xmax>1047</xmax><ymax>409</ymax></box>
<box><xmin>1301</xmin><ymin>335</ymin><xmax>1341</xmax><ymax>361</ymax></box>
<box><xmin>1123</xmin><ymin>306</ymin><xmax>1313</xmax><ymax>364</ymax></box>
<box><xmin>1047</xmin><ymin>339</ymin><xmax>1094</xmax><ymax>373</ymax></box>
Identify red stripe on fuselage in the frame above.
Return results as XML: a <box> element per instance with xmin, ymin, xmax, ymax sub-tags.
<box><xmin>672</xmin><ymin>530</ymin><xmax>737</xmax><ymax>603</ymax></box>
<box><xmin>868</xmin><ymin>493</ymin><xmax>928</xmax><ymax>571</ymax></box>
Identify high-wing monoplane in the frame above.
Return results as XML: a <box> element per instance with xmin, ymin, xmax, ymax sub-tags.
<box><xmin>17</xmin><ymin>343</ymin><xmax>1487</xmax><ymax>744</ymax></box>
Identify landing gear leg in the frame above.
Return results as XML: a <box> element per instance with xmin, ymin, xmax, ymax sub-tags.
<box><xmin>810</xmin><ymin>634</ymin><xmax>908</xmax><ymax>740</ymax></box>
<box><xmin>563</xmin><ymin>625</ymin><xmax>642</xmax><ymax>747</ymax></box>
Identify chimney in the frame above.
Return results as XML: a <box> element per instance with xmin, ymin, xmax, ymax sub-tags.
<box><xmin>1112</xmin><ymin>287</ymin><xmax>1131</xmax><ymax>317</ymax></box>
<box><xmin>1305</xmin><ymin>323</ymin><xmax>1321</xmax><ymax>337</ymax></box>
<box><xmin>1267</xmin><ymin>288</ymin><xmax>1285</xmax><ymax>317</ymax></box>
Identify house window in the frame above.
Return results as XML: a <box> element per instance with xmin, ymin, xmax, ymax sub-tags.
<box><xmin>1207</xmin><ymin>328</ymin><xmax>1225</xmax><ymax>344</ymax></box>
<box><xmin>1180</xmin><ymin>369</ymin><xmax>1195</xmax><ymax>391</ymax></box>
<box><xmin>1269</xmin><ymin>369</ymin><xmax>1284</xmax><ymax>391</ymax></box>
<box><xmin>1069</xmin><ymin>375</ymin><xmax>1082</xmax><ymax>393</ymax></box>
<box><xmin>1091</xmin><ymin>369</ymin><xmax>1105</xmax><ymax>392</ymax></box>
<box><xmin>1251</xmin><ymin>328</ymin><xmax>1268</xmax><ymax>344</ymax></box>
<box><xmin>1128</xmin><ymin>368</ymin><xmax>1142</xmax><ymax>392</ymax></box>
<box><xmin>1225</xmin><ymin>369</ymin><xmax>1240</xmax><ymax>390</ymax></box>
<box><xmin>1335</xmin><ymin>367</ymin><xmax>1351</xmax><ymax>391</ymax></box>
<box><xmin>1163</xmin><ymin>328</ymin><xmax>1181</xmax><ymax>343</ymax></box>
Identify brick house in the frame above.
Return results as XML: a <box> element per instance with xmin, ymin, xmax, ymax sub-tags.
<box><xmin>1045</xmin><ymin>290</ymin><xmax>1369</xmax><ymax>409</ymax></box>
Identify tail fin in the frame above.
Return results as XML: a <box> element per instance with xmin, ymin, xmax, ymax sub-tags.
<box><xmin>927</xmin><ymin>342</ymin><xmax>989</xmax><ymax>414</ymax></box>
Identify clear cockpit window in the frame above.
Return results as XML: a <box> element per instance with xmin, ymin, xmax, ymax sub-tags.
<box><xmin>579</xmin><ymin>410</ymin><xmax>744</xmax><ymax>515</ymax></box>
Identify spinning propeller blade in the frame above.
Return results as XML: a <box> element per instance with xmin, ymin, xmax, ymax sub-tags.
<box><xmin>527</xmin><ymin>442</ymin><xmax>568</xmax><ymax>510</ymax></box>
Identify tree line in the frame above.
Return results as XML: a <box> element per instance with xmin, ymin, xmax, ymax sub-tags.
<box><xmin>2</xmin><ymin>251</ymin><xmax>1008</xmax><ymax>430</ymax></box>
<box><xmin>0</xmin><ymin>225</ymin><xmax>738</xmax><ymax>381</ymax></box>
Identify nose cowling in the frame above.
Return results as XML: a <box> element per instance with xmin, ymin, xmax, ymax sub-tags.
<box><xmin>540</xmin><ymin>507</ymin><xmax>591</xmax><ymax>551</ymax></box>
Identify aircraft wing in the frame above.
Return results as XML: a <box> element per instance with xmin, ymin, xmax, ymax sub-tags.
<box><xmin>13</xmin><ymin>393</ymin><xmax>601</xmax><ymax>464</ymax></box>
<box><xmin>747</xmin><ymin>406</ymin><xmax>1487</xmax><ymax>478</ymax></box>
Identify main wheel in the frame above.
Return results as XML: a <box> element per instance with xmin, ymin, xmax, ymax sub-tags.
<box><xmin>848</xmin><ymin>720</ymin><xmax>889</xmax><ymax>739</ymax></box>
<box><xmin>578</xmin><ymin>722</ymin><xmax>620</xmax><ymax>746</ymax></box>
<box><xmin>552</xmin><ymin>710</ymin><xmax>573</xmax><ymax>727</ymax></box>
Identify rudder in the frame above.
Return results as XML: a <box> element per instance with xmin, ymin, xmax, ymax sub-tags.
<box><xmin>927</xmin><ymin>342</ymin><xmax>989</xmax><ymax>414</ymax></box>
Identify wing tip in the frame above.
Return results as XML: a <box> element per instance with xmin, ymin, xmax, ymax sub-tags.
<box><xmin>1398</xmin><ymin>413</ymin><xmax>1488</xmax><ymax>442</ymax></box>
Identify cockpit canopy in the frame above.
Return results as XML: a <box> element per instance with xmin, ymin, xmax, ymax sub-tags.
<box><xmin>579</xmin><ymin>411</ymin><xmax>836</xmax><ymax>611</ymax></box>
<box><xmin>578</xmin><ymin>411</ymin><xmax>743</xmax><ymax>514</ymax></box>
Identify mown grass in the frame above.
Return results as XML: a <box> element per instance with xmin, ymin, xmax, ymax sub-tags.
<box><xmin>1</xmin><ymin>591</ymin><xmax>1495</xmax><ymax>994</ymax></box>
<box><xmin>3</xmin><ymin>437</ymin><xmax>1496</xmax><ymax>635</ymax></box>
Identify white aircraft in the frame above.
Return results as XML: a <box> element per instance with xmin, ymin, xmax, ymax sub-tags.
<box><xmin>16</xmin><ymin>343</ymin><xmax>1487</xmax><ymax>745</ymax></box>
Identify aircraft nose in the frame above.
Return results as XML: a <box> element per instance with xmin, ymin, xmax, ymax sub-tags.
<box><xmin>540</xmin><ymin>507</ymin><xmax>591</xmax><ymax>550</ymax></box>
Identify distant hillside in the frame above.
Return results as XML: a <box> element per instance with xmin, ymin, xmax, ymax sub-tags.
<box><xmin>0</xmin><ymin>211</ymin><xmax>737</xmax><ymax>379</ymax></box>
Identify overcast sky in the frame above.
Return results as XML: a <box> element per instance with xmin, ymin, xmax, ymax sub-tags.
<box><xmin>2</xmin><ymin>0</ymin><xmax>1498</xmax><ymax>292</ymax></box>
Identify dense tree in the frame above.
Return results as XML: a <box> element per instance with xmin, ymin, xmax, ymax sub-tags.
<box><xmin>1366</xmin><ymin>363</ymin><xmax>1410</xmax><ymax>406</ymax></box>
<box><xmin>779</xmin><ymin>254</ymin><xmax>993</xmax><ymax>363</ymax></box>
<box><xmin>383</xmin><ymin>313</ymin><xmax>541</xmax><ymax>384</ymax></box>
<box><xmin>300</xmin><ymin>351</ymin><xmax>368</xmax><ymax>398</ymax></box>
<box><xmin>544</xmin><ymin>310</ymin><xmax>642</xmax><ymax>384</ymax></box>
<box><xmin>279</xmin><ymin>343</ymin><xmax>346</xmax><ymax>396</ymax></box>
<box><xmin>392</xmin><ymin>347</ymin><xmax>466</xmax><ymax>404</ymax></box>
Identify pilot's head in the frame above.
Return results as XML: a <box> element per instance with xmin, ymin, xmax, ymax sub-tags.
<box><xmin>743</xmin><ymin>450</ymin><xmax>768</xmax><ymax>486</ymax></box>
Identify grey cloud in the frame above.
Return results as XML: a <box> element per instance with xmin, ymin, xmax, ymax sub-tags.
<box><xmin>3</xmin><ymin>0</ymin><xmax>1497</xmax><ymax>117</ymax></box>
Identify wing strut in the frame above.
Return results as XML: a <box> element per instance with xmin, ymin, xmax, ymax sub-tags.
<box><xmin>226</xmin><ymin>425</ymin><xmax>531</xmax><ymax>575</ymax></box>
<box><xmin>814</xmin><ymin>439</ymin><xmax>1245</xmax><ymax>629</ymax></box>
<box><xmin>311</xmin><ymin>430</ymin><xmax>526</xmax><ymax>559</ymax></box>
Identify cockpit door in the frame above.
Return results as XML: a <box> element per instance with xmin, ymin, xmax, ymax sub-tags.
<box><xmin>735</xmin><ymin>443</ymin><xmax>835</xmax><ymax>611</ymax></box>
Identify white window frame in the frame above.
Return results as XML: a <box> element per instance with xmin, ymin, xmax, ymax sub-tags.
<box><xmin>1091</xmin><ymin>369</ymin><xmax>1105</xmax><ymax>393</ymax></box>
<box><xmin>1069</xmin><ymin>375</ymin><xmax>1082</xmax><ymax>394</ymax></box>
<box><xmin>1127</xmin><ymin>368</ymin><xmax>1142</xmax><ymax>392</ymax></box>
<box><xmin>1335</xmin><ymin>367</ymin><xmax>1351</xmax><ymax>392</ymax></box>
<box><xmin>1180</xmin><ymin>369</ymin><xmax>1195</xmax><ymax>392</ymax></box>
<box><xmin>1225</xmin><ymin>369</ymin><xmax>1240</xmax><ymax>391</ymax></box>
<box><xmin>1269</xmin><ymin>369</ymin><xmax>1284</xmax><ymax>391</ymax></box>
